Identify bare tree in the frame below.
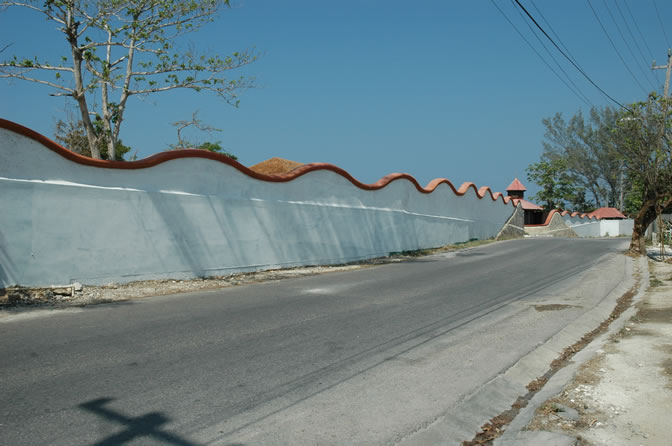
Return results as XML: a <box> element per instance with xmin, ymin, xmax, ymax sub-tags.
<box><xmin>170</xmin><ymin>111</ymin><xmax>220</xmax><ymax>149</ymax></box>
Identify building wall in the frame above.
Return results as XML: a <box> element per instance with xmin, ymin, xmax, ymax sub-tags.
<box><xmin>561</xmin><ymin>214</ymin><xmax>633</xmax><ymax>237</ymax></box>
<box><xmin>495</xmin><ymin>202</ymin><xmax>525</xmax><ymax>240</ymax></box>
<box><xmin>0</xmin><ymin>123</ymin><xmax>517</xmax><ymax>287</ymax></box>
<box><xmin>599</xmin><ymin>219</ymin><xmax>634</xmax><ymax>237</ymax></box>
<box><xmin>525</xmin><ymin>212</ymin><xmax>578</xmax><ymax>237</ymax></box>
<box><xmin>562</xmin><ymin>214</ymin><xmax>601</xmax><ymax>238</ymax></box>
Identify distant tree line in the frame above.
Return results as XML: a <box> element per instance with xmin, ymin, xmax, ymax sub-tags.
<box><xmin>527</xmin><ymin>93</ymin><xmax>672</xmax><ymax>255</ymax></box>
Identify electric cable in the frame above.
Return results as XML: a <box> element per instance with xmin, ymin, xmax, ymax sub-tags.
<box><xmin>512</xmin><ymin>0</ymin><xmax>629</xmax><ymax>110</ymax></box>
<box><xmin>622</xmin><ymin>0</ymin><xmax>663</xmax><ymax>86</ymax></box>
<box><xmin>587</xmin><ymin>0</ymin><xmax>649</xmax><ymax>95</ymax></box>
<box><xmin>614</xmin><ymin>1</ymin><xmax>654</xmax><ymax>68</ymax></box>
<box><xmin>510</xmin><ymin>0</ymin><xmax>594</xmax><ymax>106</ymax></box>
<box><xmin>653</xmin><ymin>0</ymin><xmax>671</xmax><ymax>49</ymax></box>
<box><xmin>529</xmin><ymin>0</ymin><xmax>579</xmax><ymax>65</ymax></box>
<box><xmin>489</xmin><ymin>0</ymin><xmax>594</xmax><ymax>107</ymax></box>
<box><xmin>602</xmin><ymin>0</ymin><xmax>657</xmax><ymax>91</ymax></box>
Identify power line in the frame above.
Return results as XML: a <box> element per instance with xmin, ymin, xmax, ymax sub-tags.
<box><xmin>511</xmin><ymin>0</ymin><xmax>629</xmax><ymax>110</ymax></box>
<box><xmin>622</xmin><ymin>0</ymin><xmax>664</xmax><ymax>86</ymax></box>
<box><xmin>601</xmin><ymin>0</ymin><xmax>657</xmax><ymax>91</ymax></box>
<box><xmin>489</xmin><ymin>0</ymin><xmax>593</xmax><ymax>107</ymax></box>
<box><xmin>612</xmin><ymin>0</ymin><xmax>660</xmax><ymax>90</ymax></box>
<box><xmin>529</xmin><ymin>0</ymin><xmax>579</xmax><ymax>66</ymax></box>
<box><xmin>510</xmin><ymin>0</ymin><xmax>594</xmax><ymax>106</ymax></box>
<box><xmin>586</xmin><ymin>0</ymin><xmax>648</xmax><ymax>95</ymax></box>
<box><xmin>622</xmin><ymin>0</ymin><xmax>656</xmax><ymax>61</ymax></box>
<box><xmin>653</xmin><ymin>0</ymin><xmax>671</xmax><ymax>49</ymax></box>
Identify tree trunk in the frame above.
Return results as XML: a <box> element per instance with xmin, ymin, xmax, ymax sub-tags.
<box><xmin>629</xmin><ymin>198</ymin><xmax>656</xmax><ymax>255</ymax></box>
<box><xmin>65</xmin><ymin>4</ymin><xmax>101</xmax><ymax>159</ymax></box>
<box><xmin>628</xmin><ymin>196</ymin><xmax>672</xmax><ymax>255</ymax></box>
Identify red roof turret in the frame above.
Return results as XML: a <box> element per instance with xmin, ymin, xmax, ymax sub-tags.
<box><xmin>506</xmin><ymin>178</ymin><xmax>527</xmax><ymax>192</ymax></box>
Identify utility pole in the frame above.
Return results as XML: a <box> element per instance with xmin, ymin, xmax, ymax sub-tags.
<box><xmin>652</xmin><ymin>49</ymin><xmax>672</xmax><ymax>98</ymax></box>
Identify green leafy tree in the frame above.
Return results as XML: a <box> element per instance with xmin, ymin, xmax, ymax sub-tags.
<box><xmin>195</xmin><ymin>141</ymin><xmax>237</xmax><ymax>160</ymax></box>
<box><xmin>539</xmin><ymin>107</ymin><xmax>624</xmax><ymax>209</ymax></box>
<box><xmin>526</xmin><ymin>157</ymin><xmax>590</xmax><ymax>211</ymax></box>
<box><xmin>614</xmin><ymin>93</ymin><xmax>672</xmax><ymax>255</ymax></box>
<box><xmin>0</xmin><ymin>0</ymin><xmax>255</xmax><ymax>160</ymax></box>
<box><xmin>54</xmin><ymin>118</ymin><xmax>132</xmax><ymax>160</ymax></box>
<box><xmin>623</xmin><ymin>177</ymin><xmax>645</xmax><ymax>216</ymax></box>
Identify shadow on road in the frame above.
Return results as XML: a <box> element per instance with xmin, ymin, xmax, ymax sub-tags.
<box><xmin>79</xmin><ymin>397</ymin><xmax>204</xmax><ymax>446</ymax></box>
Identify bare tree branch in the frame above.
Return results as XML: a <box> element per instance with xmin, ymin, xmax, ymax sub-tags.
<box><xmin>1</xmin><ymin>0</ymin><xmax>254</xmax><ymax>160</ymax></box>
<box><xmin>0</xmin><ymin>71</ymin><xmax>74</xmax><ymax>93</ymax></box>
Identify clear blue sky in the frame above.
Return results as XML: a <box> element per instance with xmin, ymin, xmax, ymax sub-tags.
<box><xmin>2</xmin><ymin>1</ymin><xmax>671</xmax><ymax>199</ymax></box>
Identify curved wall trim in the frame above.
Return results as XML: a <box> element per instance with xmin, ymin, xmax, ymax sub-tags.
<box><xmin>0</xmin><ymin>118</ymin><xmax>514</xmax><ymax>206</ymax></box>
<box><xmin>559</xmin><ymin>210</ymin><xmax>599</xmax><ymax>220</ymax></box>
<box><xmin>531</xmin><ymin>209</ymin><xmax>600</xmax><ymax>227</ymax></box>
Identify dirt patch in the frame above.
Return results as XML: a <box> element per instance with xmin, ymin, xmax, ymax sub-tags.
<box><xmin>571</xmin><ymin>354</ymin><xmax>605</xmax><ymax>387</ymax></box>
<box><xmin>635</xmin><ymin>305</ymin><xmax>672</xmax><ymax>323</ymax></box>
<box><xmin>628</xmin><ymin>327</ymin><xmax>658</xmax><ymax>337</ymax></box>
<box><xmin>649</xmin><ymin>276</ymin><xmax>664</xmax><ymax>287</ymax></box>
<box><xmin>662</xmin><ymin>359</ymin><xmax>672</xmax><ymax>389</ymax></box>
<box><xmin>655</xmin><ymin>344</ymin><xmax>672</xmax><ymax>355</ymax></box>
<box><xmin>657</xmin><ymin>345</ymin><xmax>672</xmax><ymax>389</ymax></box>
<box><xmin>533</xmin><ymin>304</ymin><xmax>578</xmax><ymax>312</ymax></box>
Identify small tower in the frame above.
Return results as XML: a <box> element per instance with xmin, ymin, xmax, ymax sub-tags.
<box><xmin>506</xmin><ymin>178</ymin><xmax>544</xmax><ymax>225</ymax></box>
<box><xmin>506</xmin><ymin>178</ymin><xmax>527</xmax><ymax>199</ymax></box>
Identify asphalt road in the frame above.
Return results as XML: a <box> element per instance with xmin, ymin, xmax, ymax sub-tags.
<box><xmin>0</xmin><ymin>238</ymin><xmax>631</xmax><ymax>445</ymax></box>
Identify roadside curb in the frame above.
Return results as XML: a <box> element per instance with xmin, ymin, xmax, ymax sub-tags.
<box><xmin>494</xmin><ymin>255</ymin><xmax>649</xmax><ymax>445</ymax></box>
<box><xmin>397</xmin><ymin>253</ymin><xmax>644</xmax><ymax>445</ymax></box>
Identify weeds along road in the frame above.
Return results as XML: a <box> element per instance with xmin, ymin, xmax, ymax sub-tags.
<box><xmin>0</xmin><ymin>238</ymin><xmax>632</xmax><ymax>445</ymax></box>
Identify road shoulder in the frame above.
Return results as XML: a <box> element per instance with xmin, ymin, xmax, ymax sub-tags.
<box><xmin>398</xmin><ymin>251</ymin><xmax>642</xmax><ymax>445</ymax></box>
<box><xmin>499</xmin><ymin>258</ymin><xmax>672</xmax><ymax>446</ymax></box>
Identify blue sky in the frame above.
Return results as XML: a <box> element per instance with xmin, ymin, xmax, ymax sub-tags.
<box><xmin>2</xmin><ymin>1</ymin><xmax>671</xmax><ymax>198</ymax></box>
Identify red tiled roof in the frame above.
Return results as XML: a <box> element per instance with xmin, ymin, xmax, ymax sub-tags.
<box><xmin>588</xmin><ymin>207</ymin><xmax>626</xmax><ymax>219</ymax></box>
<box><xmin>513</xmin><ymin>198</ymin><xmax>543</xmax><ymax>210</ymax></box>
<box><xmin>506</xmin><ymin>178</ymin><xmax>527</xmax><ymax>192</ymax></box>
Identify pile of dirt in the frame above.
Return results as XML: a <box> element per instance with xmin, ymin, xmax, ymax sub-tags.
<box><xmin>249</xmin><ymin>157</ymin><xmax>304</xmax><ymax>175</ymax></box>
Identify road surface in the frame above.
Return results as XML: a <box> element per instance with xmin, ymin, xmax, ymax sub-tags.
<box><xmin>0</xmin><ymin>238</ymin><xmax>632</xmax><ymax>445</ymax></box>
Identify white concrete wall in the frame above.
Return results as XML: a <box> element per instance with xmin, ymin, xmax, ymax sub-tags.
<box><xmin>562</xmin><ymin>214</ymin><xmax>601</xmax><ymax>237</ymax></box>
<box><xmin>0</xmin><ymin>126</ymin><xmax>516</xmax><ymax>287</ymax></box>
<box><xmin>599</xmin><ymin>219</ymin><xmax>634</xmax><ymax>237</ymax></box>
<box><xmin>562</xmin><ymin>213</ymin><xmax>633</xmax><ymax>237</ymax></box>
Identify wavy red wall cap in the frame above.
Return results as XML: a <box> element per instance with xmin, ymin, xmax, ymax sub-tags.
<box><xmin>0</xmin><ymin>118</ymin><xmax>515</xmax><ymax>206</ymax></box>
